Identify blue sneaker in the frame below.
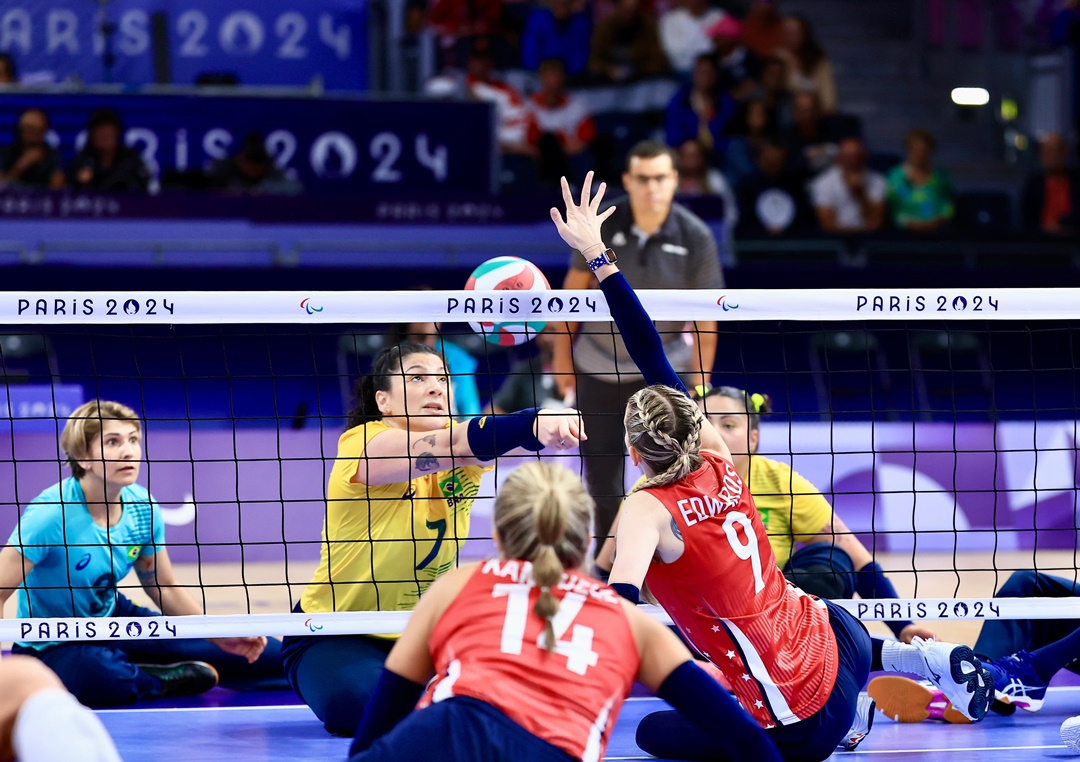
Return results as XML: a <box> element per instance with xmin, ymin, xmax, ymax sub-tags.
<box><xmin>981</xmin><ymin>651</ymin><xmax>1047</xmax><ymax>712</ymax></box>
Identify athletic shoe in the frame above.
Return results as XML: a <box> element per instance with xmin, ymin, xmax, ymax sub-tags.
<box><xmin>980</xmin><ymin>651</ymin><xmax>1047</xmax><ymax>712</ymax></box>
<box><xmin>1061</xmin><ymin>716</ymin><xmax>1080</xmax><ymax>752</ymax></box>
<box><xmin>840</xmin><ymin>693</ymin><xmax>875</xmax><ymax>750</ymax></box>
<box><xmin>137</xmin><ymin>661</ymin><xmax>219</xmax><ymax>698</ymax></box>
<box><xmin>867</xmin><ymin>676</ymin><xmax>972</xmax><ymax>724</ymax></box>
<box><xmin>909</xmin><ymin>637</ymin><xmax>994</xmax><ymax>722</ymax></box>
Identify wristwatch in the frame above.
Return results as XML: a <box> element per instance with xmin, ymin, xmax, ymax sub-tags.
<box><xmin>586</xmin><ymin>248</ymin><xmax>618</xmax><ymax>272</ymax></box>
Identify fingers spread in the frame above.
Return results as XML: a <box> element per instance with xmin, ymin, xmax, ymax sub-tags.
<box><xmin>580</xmin><ymin>171</ymin><xmax>593</xmax><ymax>210</ymax></box>
<box><xmin>589</xmin><ymin>181</ymin><xmax>607</xmax><ymax>213</ymax></box>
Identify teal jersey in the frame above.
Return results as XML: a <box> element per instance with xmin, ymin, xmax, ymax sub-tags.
<box><xmin>8</xmin><ymin>477</ymin><xmax>165</xmax><ymax>648</ymax></box>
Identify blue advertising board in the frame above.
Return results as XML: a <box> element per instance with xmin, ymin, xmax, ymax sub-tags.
<box><xmin>1</xmin><ymin>0</ymin><xmax>367</xmax><ymax>90</ymax></box>
<box><xmin>0</xmin><ymin>92</ymin><xmax>496</xmax><ymax>194</ymax></box>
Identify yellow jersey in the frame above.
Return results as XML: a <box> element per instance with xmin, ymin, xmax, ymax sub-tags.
<box><xmin>301</xmin><ymin>420</ymin><xmax>492</xmax><ymax>618</ymax></box>
<box><xmin>747</xmin><ymin>455</ymin><xmax>834</xmax><ymax>568</ymax></box>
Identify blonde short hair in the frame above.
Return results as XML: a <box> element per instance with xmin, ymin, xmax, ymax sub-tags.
<box><xmin>60</xmin><ymin>400</ymin><xmax>140</xmax><ymax>479</ymax></box>
<box><xmin>494</xmin><ymin>462</ymin><xmax>593</xmax><ymax>652</ymax></box>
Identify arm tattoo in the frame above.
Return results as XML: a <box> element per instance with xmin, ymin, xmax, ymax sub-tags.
<box><xmin>670</xmin><ymin>517</ymin><xmax>683</xmax><ymax>541</ymax></box>
<box><xmin>418</xmin><ymin>434</ymin><xmax>438</xmax><ymax>448</ymax></box>
<box><xmin>416</xmin><ymin>452</ymin><xmax>439</xmax><ymax>472</ymax></box>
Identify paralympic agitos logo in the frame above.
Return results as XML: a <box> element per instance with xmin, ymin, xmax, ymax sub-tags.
<box><xmin>300</xmin><ymin>298</ymin><xmax>324</xmax><ymax>315</ymax></box>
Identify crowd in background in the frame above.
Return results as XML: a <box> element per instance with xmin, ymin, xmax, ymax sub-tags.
<box><xmin>0</xmin><ymin>0</ymin><xmax>1078</xmax><ymax>238</ymax></box>
<box><xmin>417</xmin><ymin>0</ymin><xmax>1079</xmax><ymax>237</ymax></box>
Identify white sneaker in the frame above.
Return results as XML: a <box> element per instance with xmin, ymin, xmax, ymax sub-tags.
<box><xmin>1061</xmin><ymin>716</ymin><xmax>1080</xmax><ymax>752</ymax></box>
<box><xmin>909</xmin><ymin>637</ymin><xmax>993</xmax><ymax>722</ymax></box>
<box><xmin>840</xmin><ymin>693</ymin><xmax>875</xmax><ymax>751</ymax></box>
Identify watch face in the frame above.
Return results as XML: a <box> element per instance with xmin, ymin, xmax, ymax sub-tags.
<box><xmin>604</xmin><ymin>248</ymin><xmax>618</xmax><ymax>264</ymax></box>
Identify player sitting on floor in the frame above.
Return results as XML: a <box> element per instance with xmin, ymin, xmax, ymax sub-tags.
<box><xmin>0</xmin><ymin>400</ymin><xmax>283</xmax><ymax>708</ymax></box>
<box><xmin>597</xmin><ymin>386</ymin><xmax>938</xmax><ymax>645</ymax></box>
<box><xmin>0</xmin><ymin>655</ymin><xmax>123</xmax><ymax>762</ymax></box>
<box><xmin>347</xmin><ymin>461</ymin><xmax>782</xmax><ymax>762</ymax></box>
<box><xmin>552</xmin><ymin>172</ymin><xmax>994</xmax><ymax>761</ymax></box>
<box><xmin>872</xmin><ymin>570</ymin><xmax>1080</xmax><ymax>722</ymax></box>
<box><xmin>282</xmin><ymin>342</ymin><xmax>585</xmax><ymax>737</ymax></box>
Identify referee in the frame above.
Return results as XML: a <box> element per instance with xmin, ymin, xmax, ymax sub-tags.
<box><xmin>551</xmin><ymin>140</ymin><xmax>725</xmax><ymax>554</ymax></box>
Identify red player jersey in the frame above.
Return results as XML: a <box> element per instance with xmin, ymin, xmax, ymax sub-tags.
<box><xmin>642</xmin><ymin>451</ymin><xmax>838</xmax><ymax>728</ymax></box>
<box><xmin>420</xmin><ymin>560</ymin><xmax>641</xmax><ymax>761</ymax></box>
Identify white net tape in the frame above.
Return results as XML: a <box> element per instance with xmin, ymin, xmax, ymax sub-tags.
<box><xmin>3</xmin><ymin>287</ymin><xmax>1078</xmax><ymax>324</ymax></box>
<box><xmin>8</xmin><ymin>597</ymin><xmax>1080</xmax><ymax>642</ymax></box>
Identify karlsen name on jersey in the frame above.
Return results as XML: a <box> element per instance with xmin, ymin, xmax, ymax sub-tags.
<box><xmin>421</xmin><ymin>560</ymin><xmax>641</xmax><ymax>762</ymax></box>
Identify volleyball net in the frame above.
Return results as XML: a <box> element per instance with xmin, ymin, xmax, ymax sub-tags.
<box><xmin>1</xmin><ymin>287</ymin><xmax>1079</xmax><ymax>643</ymax></box>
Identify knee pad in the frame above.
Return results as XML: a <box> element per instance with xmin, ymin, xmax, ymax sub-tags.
<box><xmin>14</xmin><ymin>689</ymin><xmax>122</xmax><ymax>762</ymax></box>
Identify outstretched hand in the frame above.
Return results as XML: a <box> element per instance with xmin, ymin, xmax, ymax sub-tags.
<box><xmin>549</xmin><ymin>172</ymin><xmax>617</xmax><ymax>256</ymax></box>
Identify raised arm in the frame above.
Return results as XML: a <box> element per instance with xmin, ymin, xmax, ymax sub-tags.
<box><xmin>356</xmin><ymin>408</ymin><xmax>586</xmax><ymax>486</ymax></box>
<box><xmin>550</xmin><ymin>173</ymin><xmax>730</xmax><ymax>460</ymax></box>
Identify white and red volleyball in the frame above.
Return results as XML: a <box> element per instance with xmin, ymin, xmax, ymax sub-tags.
<box><xmin>465</xmin><ymin>256</ymin><xmax>550</xmax><ymax>346</ymax></box>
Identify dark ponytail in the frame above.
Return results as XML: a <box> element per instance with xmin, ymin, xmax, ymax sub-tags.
<box><xmin>346</xmin><ymin>341</ymin><xmax>441</xmax><ymax>429</ymax></box>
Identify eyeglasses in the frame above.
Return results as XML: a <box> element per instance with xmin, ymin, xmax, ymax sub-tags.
<box><xmin>629</xmin><ymin>173</ymin><xmax>674</xmax><ymax>186</ymax></box>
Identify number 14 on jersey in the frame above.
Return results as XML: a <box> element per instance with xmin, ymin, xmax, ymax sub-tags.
<box><xmin>494</xmin><ymin>584</ymin><xmax>600</xmax><ymax>676</ymax></box>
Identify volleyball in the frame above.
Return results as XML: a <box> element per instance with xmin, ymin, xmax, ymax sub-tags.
<box><xmin>465</xmin><ymin>256</ymin><xmax>550</xmax><ymax>346</ymax></box>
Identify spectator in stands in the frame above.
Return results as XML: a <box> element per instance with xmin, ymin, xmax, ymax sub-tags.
<box><xmin>0</xmin><ymin>108</ymin><xmax>64</xmax><ymax>191</ymax></box>
<box><xmin>782</xmin><ymin>90</ymin><xmax>854</xmax><ymax>179</ymax></box>
<box><xmin>207</xmin><ymin>133</ymin><xmax>299</xmax><ymax>195</ymax></box>
<box><xmin>676</xmin><ymin>138</ymin><xmax>738</xmax><ymax>258</ymax></box>
<box><xmin>466</xmin><ymin>46</ymin><xmax>535</xmax><ymax>157</ymax></box>
<box><xmin>708</xmin><ymin>15</ymin><xmax>760</xmax><ymax>100</ymax></box>
<box><xmin>886</xmin><ymin>128</ymin><xmax>955</xmax><ymax>233</ymax></box>
<box><xmin>754</xmin><ymin>55</ymin><xmax>792</xmax><ymax>124</ymax></box>
<box><xmin>0</xmin><ymin>53</ymin><xmax>17</xmax><ymax>85</ymax></box>
<box><xmin>69</xmin><ymin>109</ymin><xmax>151</xmax><ymax>193</ymax></box>
<box><xmin>735</xmin><ymin>138</ymin><xmax>815</xmax><ymax>236</ymax></box>
<box><xmin>1021</xmin><ymin>132</ymin><xmax>1079</xmax><ymax>236</ymax></box>
<box><xmin>659</xmin><ymin>0</ymin><xmax>726</xmax><ymax>77</ymax></box>
<box><xmin>810</xmin><ymin>138</ymin><xmax>886</xmax><ymax>233</ymax></box>
<box><xmin>588</xmin><ymin>0</ymin><xmax>669</xmax><ymax>83</ymax></box>
<box><xmin>740</xmin><ymin>0</ymin><xmax>785</xmax><ymax>59</ymax></box>
<box><xmin>664</xmin><ymin>54</ymin><xmax>737</xmax><ymax>155</ymax></box>
<box><xmin>552</xmin><ymin>140</ymin><xmax>723</xmax><ymax>554</ymax></box>
<box><xmin>427</xmin><ymin>0</ymin><xmax>505</xmax><ymax>67</ymax></box>
<box><xmin>775</xmin><ymin>14</ymin><xmax>837</xmax><ymax>113</ymax></box>
<box><xmin>521</xmin><ymin>0</ymin><xmax>591</xmax><ymax>80</ymax></box>
<box><xmin>676</xmin><ymin>138</ymin><xmax>730</xmax><ymax>196</ymax></box>
<box><xmin>527</xmin><ymin>58</ymin><xmax>597</xmax><ymax>183</ymax></box>
<box><xmin>723</xmin><ymin>97</ymin><xmax>780</xmax><ymax>184</ymax></box>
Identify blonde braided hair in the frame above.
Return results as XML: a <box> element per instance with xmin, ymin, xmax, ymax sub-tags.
<box><xmin>625</xmin><ymin>385</ymin><xmax>705</xmax><ymax>491</ymax></box>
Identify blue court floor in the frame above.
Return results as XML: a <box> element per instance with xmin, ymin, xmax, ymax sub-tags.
<box><xmin>96</xmin><ymin>685</ymin><xmax>1080</xmax><ymax>761</ymax></box>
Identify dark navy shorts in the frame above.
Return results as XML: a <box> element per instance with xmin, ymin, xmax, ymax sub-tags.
<box><xmin>766</xmin><ymin>600</ymin><xmax>872</xmax><ymax>761</ymax></box>
<box><xmin>348</xmin><ymin>696</ymin><xmax>578</xmax><ymax>762</ymax></box>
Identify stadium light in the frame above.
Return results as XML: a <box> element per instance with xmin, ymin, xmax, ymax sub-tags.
<box><xmin>951</xmin><ymin>87</ymin><xmax>990</xmax><ymax>106</ymax></box>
